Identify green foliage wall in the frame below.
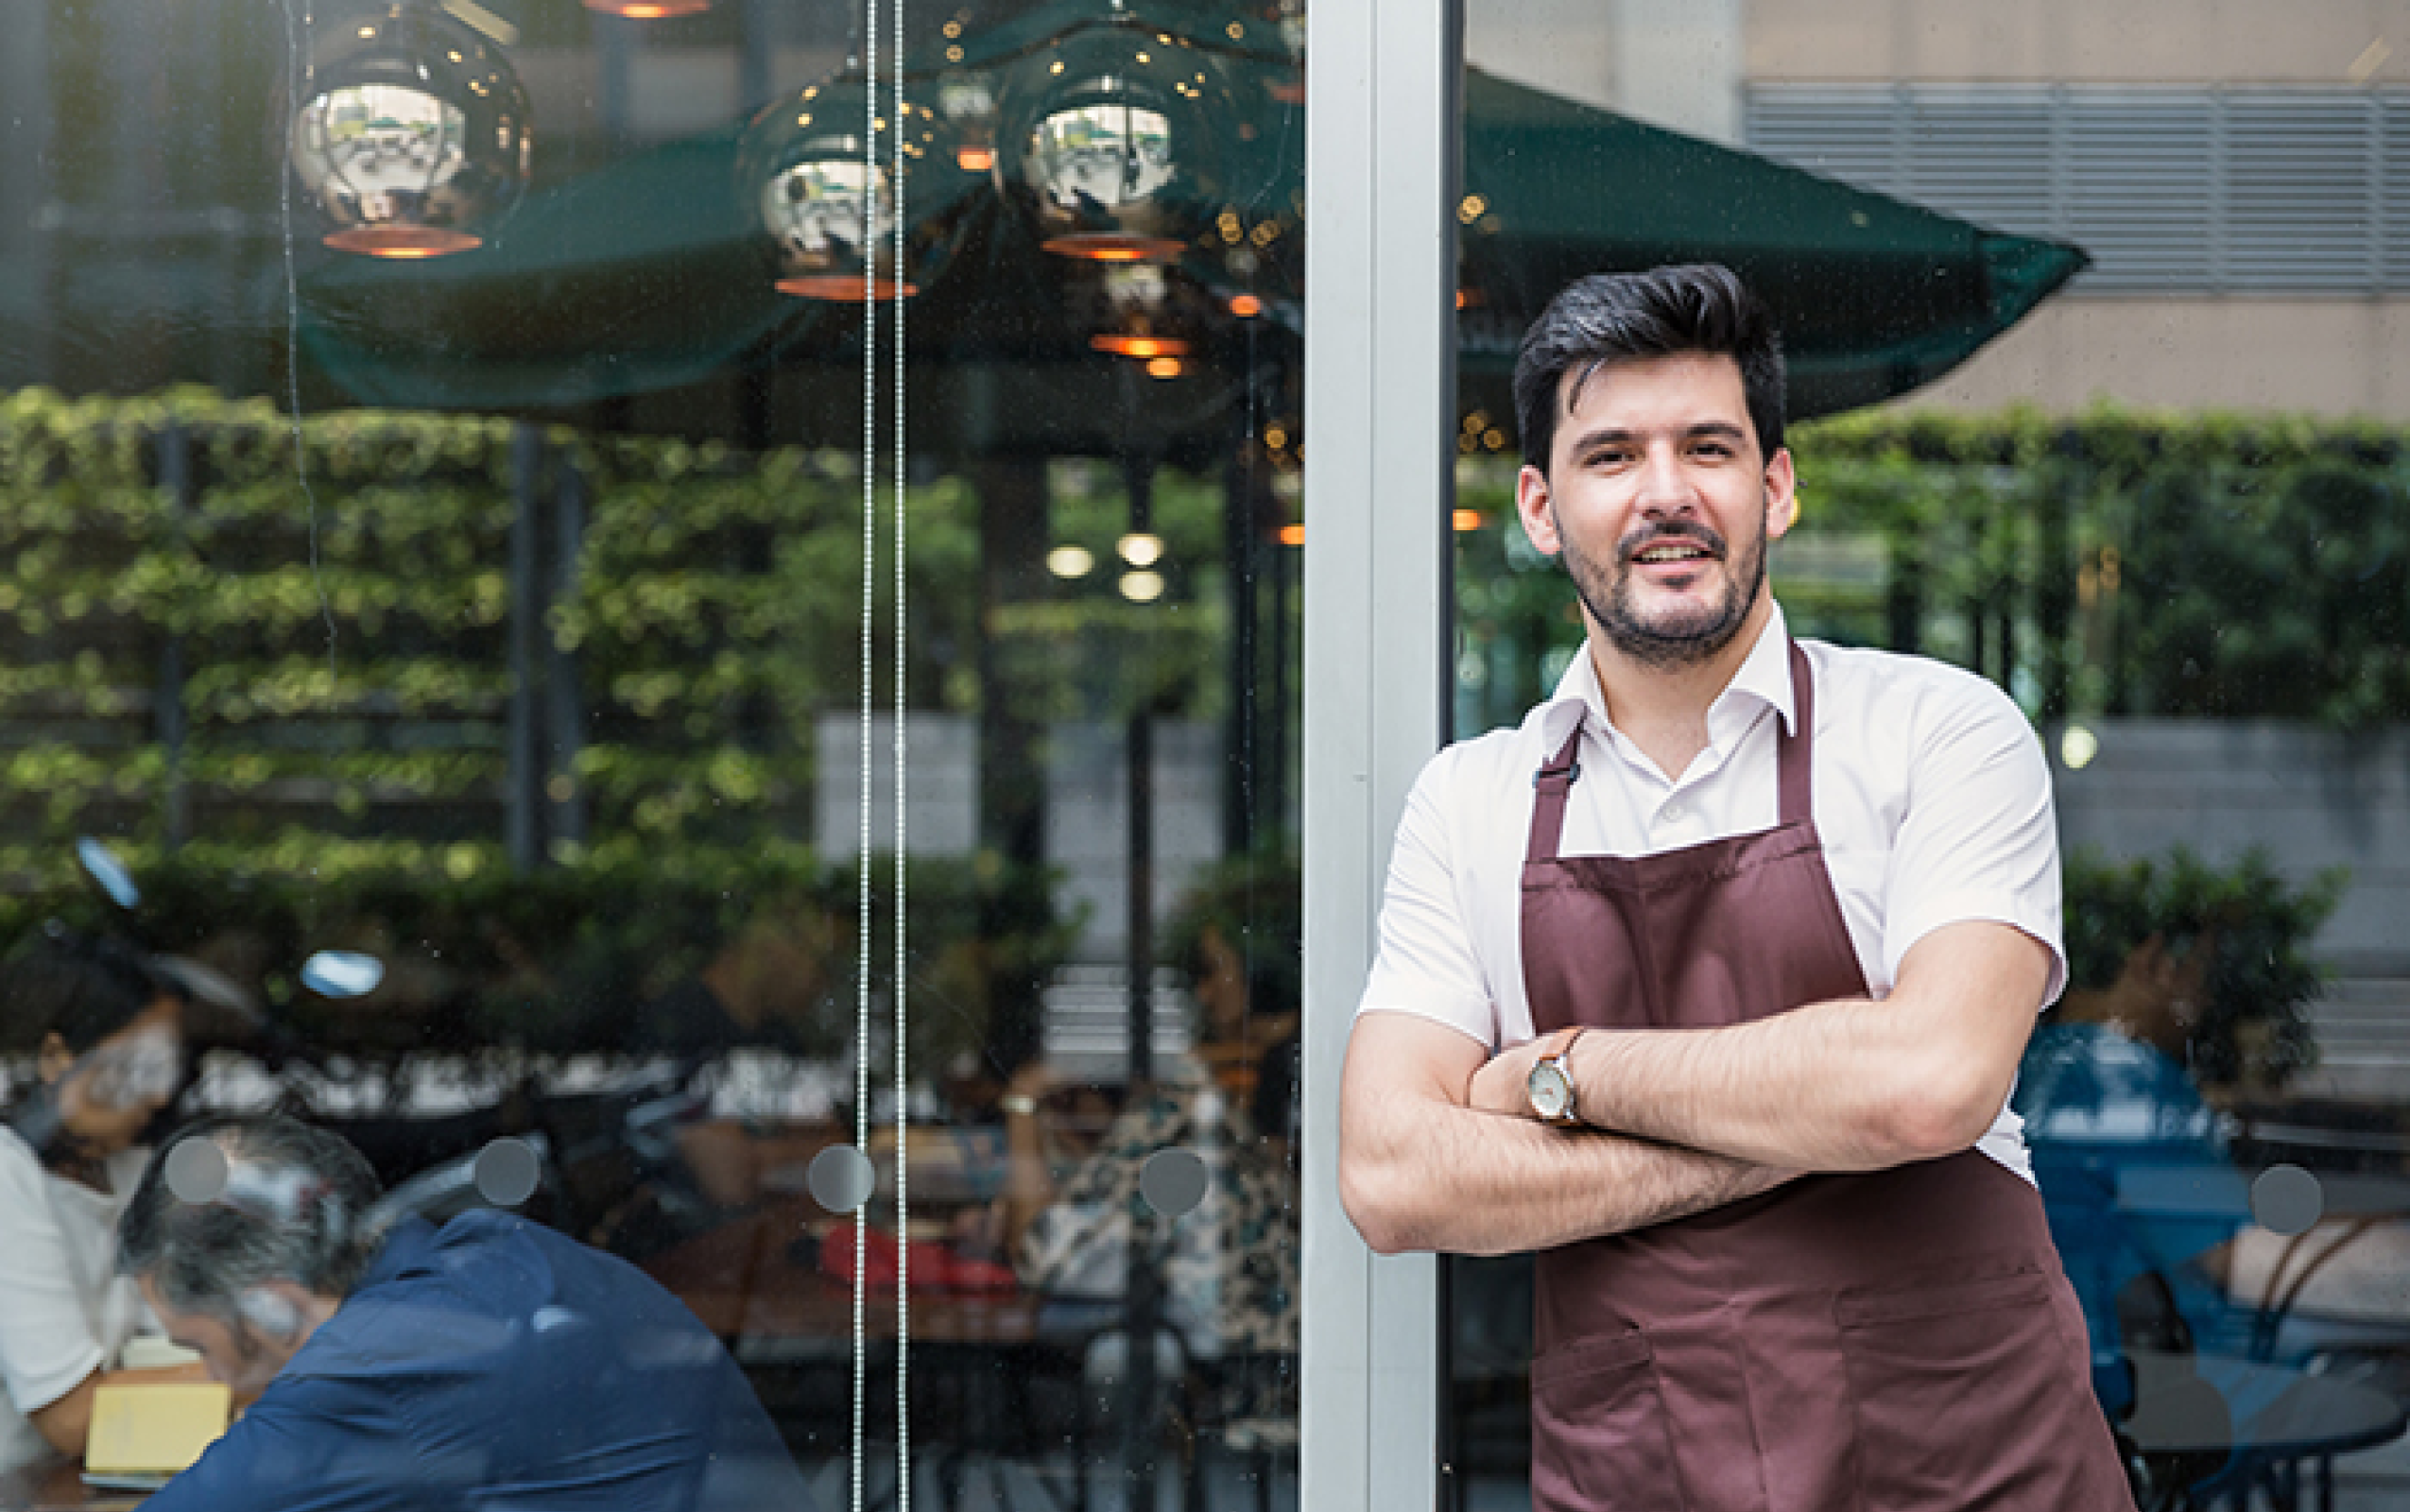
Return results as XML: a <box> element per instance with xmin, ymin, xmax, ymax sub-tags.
<box><xmin>1453</xmin><ymin>407</ymin><xmax>2410</xmax><ymax>732</ymax></box>
<box><xmin>0</xmin><ymin>389</ymin><xmax>1155</xmax><ymax>1066</ymax></box>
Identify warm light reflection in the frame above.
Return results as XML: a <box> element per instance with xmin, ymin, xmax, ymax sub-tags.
<box><xmin>775</xmin><ymin>274</ymin><xmax>920</xmax><ymax>301</ymax></box>
<box><xmin>955</xmin><ymin>145</ymin><xmax>996</xmax><ymax>173</ymax></box>
<box><xmin>1453</xmin><ymin>509</ymin><xmax>1483</xmax><ymax>532</ymax></box>
<box><xmin>584</xmin><ymin>0</ymin><xmax>712</xmax><ymax>15</ymax></box>
<box><xmin>1277</xmin><ymin>524</ymin><xmax>1305</xmax><ymax>547</ymax></box>
<box><xmin>1118</xmin><ymin>532</ymin><xmax>1165</xmax><ymax>567</ymax></box>
<box><xmin>1045</xmin><ymin>234</ymin><xmax>1187</xmax><ymax>263</ymax></box>
<box><xmin>1145</xmin><ymin>356</ymin><xmax>1183</xmax><ymax>379</ymax></box>
<box><xmin>1120</xmin><ymin>570</ymin><xmax>1166</xmax><ymax>603</ymax></box>
<box><xmin>324</xmin><ymin>225</ymin><xmax>482</xmax><ymax>257</ymax></box>
<box><xmin>1046</xmin><ymin>544</ymin><xmax>1095</xmax><ymax>579</ymax></box>
<box><xmin>1229</xmin><ymin>293</ymin><xmax>1264</xmax><ymax>318</ymax></box>
<box><xmin>1090</xmin><ymin>334</ymin><xmax>1190</xmax><ymax>359</ymax></box>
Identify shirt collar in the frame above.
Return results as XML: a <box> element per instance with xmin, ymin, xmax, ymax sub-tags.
<box><xmin>1533</xmin><ymin>601</ymin><xmax>1796</xmax><ymax>753</ymax></box>
<box><xmin>356</xmin><ymin>1214</ymin><xmax>440</xmax><ymax>1291</ymax></box>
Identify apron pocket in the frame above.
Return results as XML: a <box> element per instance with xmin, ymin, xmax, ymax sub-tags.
<box><xmin>1530</xmin><ymin>1329</ymin><xmax>1686</xmax><ymax>1512</ymax></box>
<box><xmin>1834</xmin><ymin>1267</ymin><xmax>2090</xmax><ymax>1510</ymax></box>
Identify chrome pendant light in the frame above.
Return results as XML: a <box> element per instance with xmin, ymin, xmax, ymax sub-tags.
<box><xmin>289</xmin><ymin>2</ymin><xmax>531</xmax><ymax>258</ymax></box>
<box><xmin>743</xmin><ymin>76</ymin><xmax>947</xmax><ymax>301</ymax></box>
<box><xmin>993</xmin><ymin>18</ymin><xmax>1233</xmax><ymax>264</ymax></box>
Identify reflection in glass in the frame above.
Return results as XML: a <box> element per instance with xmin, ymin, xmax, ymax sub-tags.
<box><xmin>287</xmin><ymin>5</ymin><xmax>531</xmax><ymax>258</ymax></box>
<box><xmin>745</xmin><ymin>80</ymin><xmax>948</xmax><ymax>301</ymax></box>
<box><xmin>2</xmin><ymin>3</ymin><xmax>1307</xmax><ymax>1507</ymax></box>
<box><xmin>997</xmin><ymin>26</ymin><xmax>1231</xmax><ymax>263</ymax></box>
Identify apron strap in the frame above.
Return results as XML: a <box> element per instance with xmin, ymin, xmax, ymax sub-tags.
<box><xmin>1779</xmin><ymin>638</ymin><xmax>1814</xmax><ymax>828</ymax></box>
<box><xmin>1527</xmin><ymin>725</ymin><xmax>1585</xmax><ymax>864</ymax></box>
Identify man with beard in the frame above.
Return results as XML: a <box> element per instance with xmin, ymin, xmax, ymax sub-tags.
<box><xmin>1336</xmin><ymin>266</ymin><xmax>2130</xmax><ymax>1509</ymax></box>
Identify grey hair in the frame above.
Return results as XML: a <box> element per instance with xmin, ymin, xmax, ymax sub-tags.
<box><xmin>118</xmin><ymin>1115</ymin><xmax>387</xmax><ymax>1321</ymax></box>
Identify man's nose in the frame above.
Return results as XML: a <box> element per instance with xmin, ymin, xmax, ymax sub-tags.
<box><xmin>1632</xmin><ymin>444</ymin><xmax>1698</xmax><ymax>516</ymax></box>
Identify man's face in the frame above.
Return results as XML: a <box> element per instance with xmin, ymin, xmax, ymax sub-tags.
<box><xmin>1515</xmin><ymin>352</ymin><xmax>1795</xmax><ymax>671</ymax></box>
<box><xmin>137</xmin><ymin>1276</ymin><xmax>314</xmax><ymax>1403</ymax></box>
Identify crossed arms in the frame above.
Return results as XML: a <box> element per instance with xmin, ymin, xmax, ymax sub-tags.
<box><xmin>1335</xmin><ymin>919</ymin><xmax>2052</xmax><ymax>1256</ymax></box>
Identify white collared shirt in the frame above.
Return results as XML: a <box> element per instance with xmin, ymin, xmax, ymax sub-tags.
<box><xmin>1357</xmin><ymin>604</ymin><xmax>2064</xmax><ymax>1176</ymax></box>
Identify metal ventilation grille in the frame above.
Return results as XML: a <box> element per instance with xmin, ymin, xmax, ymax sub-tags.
<box><xmin>2062</xmin><ymin>93</ymin><xmax>2216</xmax><ymax>291</ymax></box>
<box><xmin>1747</xmin><ymin>84</ymin><xmax>2410</xmax><ymax>294</ymax></box>
<box><xmin>2385</xmin><ymin>95</ymin><xmax>2410</xmax><ymax>288</ymax></box>
<box><xmin>1745</xmin><ymin>84</ymin><xmax>1904</xmax><ymax>190</ymax></box>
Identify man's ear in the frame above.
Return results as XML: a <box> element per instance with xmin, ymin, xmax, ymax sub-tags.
<box><xmin>1762</xmin><ymin>448</ymin><xmax>1799</xmax><ymax>542</ymax></box>
<box><xmin>237</xmin><ymin>1285</ymin><xmax>306</xmax><ymax>1342</ymax></box>
<box><xmin>1515</xmin><ymin>465</ymin><xmax>1562</xmax><ymax>558</ymax></box>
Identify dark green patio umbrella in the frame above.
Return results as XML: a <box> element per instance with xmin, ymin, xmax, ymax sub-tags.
<box><xmin>1455</xmin><ymin>69</ymin><xmax>2086</xmax><ymax>421</ymax></box>
<box><xmin>290</xmin><ymin>39</ymin><xmax>2083</xmax><ymax>440</ymax></box>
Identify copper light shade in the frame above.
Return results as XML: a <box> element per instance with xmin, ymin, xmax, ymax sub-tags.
<box><xmin>1089</xmin><ymin>333</ymin><xmax>1190</xmax><ymax>359</ymax></box>
<box><xmin>744</xmin><ymin>77</ymin><xmax>948</xmax><ymax>301</ymax></box>
<box><xmin>583</xmin><ymin>0</ymin><xmax>712</xmax><ymax>16</ymax></box>
<box><xmin>993</xmin><ymin>22</ymin><xmax>1231</xmax><ymax>264</ymax></box>
<box><xmin>289</xmin><ymin>3</ymin><xmax>531</xmax><ymax>259</ymax></box>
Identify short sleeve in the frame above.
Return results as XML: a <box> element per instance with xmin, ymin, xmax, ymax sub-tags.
<box><xmin>1356</xmin><ymin>748</ymin><xmax>1500</xmax><ymax>1046</ymax></box>
<box><xmin>0</xmin><ymin>1139</ymin><xmax>107</xmax><ymax>1417</ymax></box>
<box><xmin>1880</xmin><ymin>677</ymin><xmax>2067</xmax><ymax>1005</ymax></box>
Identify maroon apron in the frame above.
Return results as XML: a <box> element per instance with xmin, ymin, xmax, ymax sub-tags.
<box><xmin>1521</xmin><ymin>641</ymin><xmax>2130</xmax><ymax>1511</ymax></box>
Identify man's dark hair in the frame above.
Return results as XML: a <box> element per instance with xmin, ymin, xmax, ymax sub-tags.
<box><xmin>118</xmin><ymin>1114</ymin><xmax>388</xmax><ymax>1323</ymax></box>
<box><xmin>1512</xmin><ymin>264</ymin><xmax>1786</xmax><ymax>472</ymax></box>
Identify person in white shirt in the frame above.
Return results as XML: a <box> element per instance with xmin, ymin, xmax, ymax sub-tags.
<box><xmin>0</xmin><ymin>930</ymin><xmax>195</xmax><ymax>1471</ymax></box>
<box><xmin>1336</xmin><ymin>265</ymin><xmax>2129</xmax><ymax>1508</ymax></box>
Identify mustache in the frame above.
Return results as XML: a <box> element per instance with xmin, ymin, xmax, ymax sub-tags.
<box><xmin>1617</xmin><ymin>522</ymin><xmax>1728</xmax><ymax>560</ymax></box>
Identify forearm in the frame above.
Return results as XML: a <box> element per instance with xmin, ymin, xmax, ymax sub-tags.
<box><xmin>1570</xmin><ymin>1002</ymin><xmax>1963</xmax><ymax>1171</ymax></box>
<box><xmin>30</xmin><ymin>1363</ymin><xmax>212</xmax><ymax>1458</ymax></box>
<box><xmin>1342</xmin><ymin>1096</ymin><xmax>1785</xmax><ymax>1256</ymax></box>
<box><xmin>1567</xmin><ymin>924</ymin><xmax>2049</xmax><ymax>1170</ymax></box>
<box><xmin>1340</xmin><ymin>1012</ymin><xmax>1787</xmax><ymax>1255</ymax></box>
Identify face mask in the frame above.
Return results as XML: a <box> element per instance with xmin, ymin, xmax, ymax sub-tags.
<box><xmin>70</xmin><ymin>1024</ymin><xmax>181</xmax><ymax>1112</ymax></box>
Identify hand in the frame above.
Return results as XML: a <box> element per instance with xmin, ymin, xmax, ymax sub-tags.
<box><xmin>1468</xmin><ymin>1037</ymin><xmax>1550</xmax><ymax>1119</ymax></box>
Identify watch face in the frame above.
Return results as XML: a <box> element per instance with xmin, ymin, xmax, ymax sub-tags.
<box><xmin>1528</xmin><ymin>1060</ymin><xmax>1573</xmax><ymax>1121</ymax></box>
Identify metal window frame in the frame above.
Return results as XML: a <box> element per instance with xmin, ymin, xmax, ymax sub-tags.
<box><xmin>1300</xmin><ymin>0</ymin><xmax>1462</xmax><ymax>1507</ymax></box>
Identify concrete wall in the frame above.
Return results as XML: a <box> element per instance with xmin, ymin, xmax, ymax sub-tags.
<box><xmin>1747</xmin><ymin>0</ymin><xmax>2410</xmax><ymax>84</ymax></box>
<box><xmin>1890</xmin><ymin>299</ymin><xmax>2410</xmax><ymax>420</ymax></box>
<box><xmin>1468</xmin><ymin>0</ymin><xmax>1746</xmax><ymax>142</ymax></box>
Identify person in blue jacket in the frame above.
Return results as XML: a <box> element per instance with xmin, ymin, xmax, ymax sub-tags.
<box><xmin>116</xmin><ymin>1114</ymin><xmax>815</xmax><ymax>1512</ymax></box>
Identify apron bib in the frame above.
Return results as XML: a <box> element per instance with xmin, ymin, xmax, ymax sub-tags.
<box><xmin>1520</xmin><ymin>641</ymin><xmax>2129</xmax><ymax>1511</ymax></box>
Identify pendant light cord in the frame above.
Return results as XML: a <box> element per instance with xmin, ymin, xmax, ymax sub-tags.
<box><xmin>849</xmin><ymin>3</ymin><xmax>877</xmax><ymax>1507</ymax></box>
<box><xmin>852</xmin><ymin>3</ymin><xmax>909</xmax><ymax>1508</ymax></box>
<box><xmin>888</xmin><ymin>0</ymin><xmax>911</xmax><ymax>1501</ymax></box>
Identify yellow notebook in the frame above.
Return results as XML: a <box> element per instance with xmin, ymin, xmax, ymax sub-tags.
<box><xmin>83</xmin><ymin>1383</ymin><xmax>232</xmax><ymax>1482</ymax></box>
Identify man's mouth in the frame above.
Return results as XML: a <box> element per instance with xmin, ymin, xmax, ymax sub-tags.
<box><xmin>1628</xmin><ymin>539</ymin><xmax>1719</xmax><ymax>566</ymax></box>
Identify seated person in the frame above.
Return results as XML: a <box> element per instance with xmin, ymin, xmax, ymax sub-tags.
<box><xmin>994</xmin><ymin>876</ymin><xmax>1302</xmax><ymax>1432</ymax></box>
<box><xmin>0</xmin><ymin>929</ymin><xmax>198</xmax><ymax>1472</ymax></box>
<box><xmin>621</xmin><ymin>902</ymin><xmax>843</xmax><ymax>1216</ymax></box>
<box><xmin>115</xmin><ymin>1114</ymin><xmax>818</xmax><ymax>1512</ymax></box>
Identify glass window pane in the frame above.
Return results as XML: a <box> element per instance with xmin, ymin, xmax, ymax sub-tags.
<box><xmin>1450</xmin><ymin>6</ymin><xmax>2410</xmax><ymax>1509</ymax></box>
<box><xmin>0</xmin><ymin>5</ymin><xmax>1305</xmax><ymax>1509</ymax></box>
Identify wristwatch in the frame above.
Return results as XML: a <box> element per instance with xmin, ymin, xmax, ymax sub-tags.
<box><xmin>1525</xmin><ymin>1027</ymin><xmax>1586</xmax><ymax>1125</ymax></box>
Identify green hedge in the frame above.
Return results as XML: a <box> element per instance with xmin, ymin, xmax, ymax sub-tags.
<box><xmin>1454</xmin><ymin>406</ymin><xmax>2410</xmax><ymax>731</ymax></box>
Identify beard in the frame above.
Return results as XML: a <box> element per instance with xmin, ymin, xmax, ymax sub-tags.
<box><xmin>1558</xmin><ymin>502</ymin><xmax>1769</xmax><ymax>671</ymax></box>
